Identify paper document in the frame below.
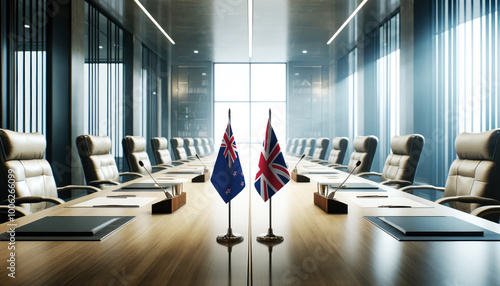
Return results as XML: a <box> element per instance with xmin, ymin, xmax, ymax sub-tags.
<box><xmin>349</xmin><ymin>196</ymin><xmax>431</xmax><ymax>208</ymax></box>
<box><xmin>69</xmin><ymin>197</ymin><xmax>157</xmax><ymax>208</ymax></box>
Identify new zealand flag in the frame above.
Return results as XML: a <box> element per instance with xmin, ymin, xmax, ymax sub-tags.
<box><xmin>211</xmin><ymin>123</ymin><xmax>246</xmax><ymax>203</ymax></box>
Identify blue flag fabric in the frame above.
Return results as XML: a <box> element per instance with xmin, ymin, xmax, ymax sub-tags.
<box><xmin>211</xmin><ymin>123</ymin><xmax>246</xmax><ymax>203</ymax></box>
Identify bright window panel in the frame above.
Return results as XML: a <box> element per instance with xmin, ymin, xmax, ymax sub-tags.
<box><xmin>214</xmin><ymin>64</ymin><xmax>249</xmax><ymax>101</ymax></box>
<box><xmin>250</xmin><ymin>64</ymin><xmax>287</xmax><ymax>101</ymax></box>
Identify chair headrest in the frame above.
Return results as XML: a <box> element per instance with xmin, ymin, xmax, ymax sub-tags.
<box><xmin>202</xmin><ymin>138</ymin><xmax>209</xmax><ymax>145</ymax></box>
<box><xmin>172</xmin><ymin>137</ymin><xmax>184</xmax><ymax>147</ymax></box>
<box><xmin>305</xmin><ymin>138</ymin><xmax>315</xmax><ymax>146</ymax></box>
<box><xmin>152</xmin><ymin>137</ymin><xmax>168</xmax><ymax>149</ymax></box>
<box><xmin>195</xmin><ymin>138</ymin><xmax>202</xmax><ymax>144</ymax></box>
<box><xmin>123</xmin><ymin>136</ymin><xmax>146</xmax><ymax>152</ymax></box>
<box><xmin>185</xmin><ymin>138</ymin><xmax>194</xmax><ymax>146</ymax></box>
<box><xmin>316</xmin><ymin>138</ymin><xmax>329</xmax><ymax>149</ymax></box>
<box><xmin>455</xmin><ymin>129</ymin><xmax>500</xmax><ymax>160</ymax></box>
<box><xmin>353</xmin><ymin>136</ymin><xmax>378</xmax><ymax>152</ymax></box>
<box><xmin>76</xmin><ymin>135</ymin><xmax>112</xmax><ymax>156</ymax></box>
<box><xmin>391</xmin><ymin>134</ymin><xmax>424</xmax><ymax>155</ymax></box>
<box><xmin>0</xmin><ymin>129</ymin><xmax>46</xmax><ymax>161</ymax></box>
<box><xmin>332</xmin><ymin>137</ymin><xmax>348</xmax><ymax>150</ymax></box>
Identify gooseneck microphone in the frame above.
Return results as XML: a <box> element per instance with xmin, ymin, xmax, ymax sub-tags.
<box><xmin>293</xmin><ymin>154</ymin><xmax>306</xmax><ymax>172</ymax></box>
<box><xmin>327</xmin><ymin>160</ymin><xmax>361</xmax><ymax>199</ymax></box>
<box><xmin>195</xmin><ymin>154</ymin><xmax>208</xmax><ymax>172</ymax></box>
<box><xmin>139</xmin><ymin>160</ymin><xmax>173</xmax><ymax>199</ymax></box>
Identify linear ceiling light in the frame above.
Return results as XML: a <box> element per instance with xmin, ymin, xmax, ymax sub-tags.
<box><xmin>248</xmin><ymin>0</ymin><xmax>253</xmax><ymax>58</ymax></box>
<box><xmin>327</xmin><ymin>0</ymin><xmax>368</xmax><ymax>45</ymax></box>
<box><xmin>134</xmin><ymin>0</ymin><xmax>175</xmax><ymax>45</ymax></box>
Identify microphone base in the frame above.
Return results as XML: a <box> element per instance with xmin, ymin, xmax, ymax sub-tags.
<box><xmin>192</xmin><ymin>169</ymin><xmax>210</xmax><ymax>183</ymax></box>
<box><xmin>291</xmin><ymin>169</ymin><xmax>310</xmax><ymax>183</ymax></box>
<box><xmin>152</xmin><ymin>192</ymin><xmax>186</xmax><ymax>214</ymax></box>
<box><xmin>314</xmin><ymin>192</ymin><xmax>348</xmax><ymax>214</ymax></box>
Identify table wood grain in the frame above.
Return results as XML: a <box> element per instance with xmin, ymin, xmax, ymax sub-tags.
<box><xmin>1</xmin><ymin>157</ymin><xmax>499</xmax><ymax>285</ymax></box>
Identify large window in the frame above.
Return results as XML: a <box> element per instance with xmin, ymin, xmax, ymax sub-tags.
<box><xmin>6</xmin><ymin>0</ymin><xmax>47</xmax><ymax>133</ymax></box>
<box><xmin>84</xmin><ymin>2</ymin><xmax>125</xmax><ymax>167</ymax></box>
<box><xmin>434</xmin><ymin>0</ymin><xmax>499</xmax><ymax>183</ymax></box>
<box><xmin>214</xmin><ymin>63</ymin><xmax>287</xmax><ymax>176</ymax></box>
<box><xmin>377</xmin><ymin>13</ymin><xmax>400</xmax><ymax>165</ymax></box>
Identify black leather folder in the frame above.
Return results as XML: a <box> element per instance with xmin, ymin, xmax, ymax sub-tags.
<box><xmin>378</xmin><ymin>216</ymin><xmax>484</xmax><ymax>236</ymax></box>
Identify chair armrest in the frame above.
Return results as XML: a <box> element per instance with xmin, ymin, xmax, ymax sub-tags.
<box><xmin>380</xmin><ymin>179</ymin><xmax>413</xmax><ymax>188</ymax></box>
<box><xmin>331</xmin><ymin>165</ymin><xmax>347</xmax><ymax>169</ymax></box>
<box><xmin>471</xmin><ymin>205</ymin><xmax>500</xmax><ymax>218</ymax></box>
<box><xmin>57</xmin><ymin>185</ymin><xmax>101</xmax><ymax>193</ymax></box>
<box><xmin>152</xmin><ymin>165</ymin><xmax>170</xmax><ymax>171</ymax></box>
<box><xmin>399</xmin><ymin>185</ymin><xmax>445</xmax><ymax>193</ymax></box>
<box><xmin>119</xmin><ymin>172</ymin><xmax>144</xmax><ymax>178</ymax></box>
<box><xmin>0</xmin><ymin>205</ymin><xmax>29</xmax><ymax>219</ymax></box>
<box><xmin>158</xmin><ymin>164</ymin><xmax>175</xmax><ymax>168</ymax></box>
<box><xmin>3</xmin><ymin>196</ymin><xmax>65</xmax><ymax>205</ymax></box>
<box><xmin>88</xmin><ymin>179</ymin><xmax>120</xmax><ymax>188</ymax></box>
<box><xmin>436</xmin><ymin>196</ymin><xmax>500</xmax><ymax>206</ymax></box>
<box><xmin>357</xmin><ymin>172</ymin><xmax>382</xmax><ymax>178</ymax></box>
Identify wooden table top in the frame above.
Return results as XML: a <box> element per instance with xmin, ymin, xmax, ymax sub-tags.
<box><xmin>1</xmin><ymin>156</ymin><xmax>500</xmax><ymax>285</ymax></box>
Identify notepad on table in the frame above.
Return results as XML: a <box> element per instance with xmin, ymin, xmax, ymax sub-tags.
<box><xmin>16</xmin><ymin>216</ymin><xmax>120</xmax><ymax>237</ymax></box>
<box><xmin>378</xmin><ymin>216</ymin><xmax>485</xmax><ymax>236</ymax></box>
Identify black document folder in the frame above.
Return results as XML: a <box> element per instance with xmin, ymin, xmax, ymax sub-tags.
<box><xmin>0</xmin><ymin>216</ymin><xmax>135</xmax><ymax>241</ymax></box>
<box><xmin>378</xmin><ymin>216</ymin><xmax>484</xmax><ymax>236</ymax></box>
<box><xmin>16</xmin><ymin>216</ymin><xmax>119</xmax><ymax>236</ymax></box>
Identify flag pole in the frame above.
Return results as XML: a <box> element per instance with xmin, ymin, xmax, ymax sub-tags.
<box><xmin>257</xmin><ymin>109</ymin><xmax>284</xmax><ymax>244</ymax></box>
<box><xmin>217</xmin><ymin>108</ymin><xmax>244</xmax><ymax>244</ymax></box>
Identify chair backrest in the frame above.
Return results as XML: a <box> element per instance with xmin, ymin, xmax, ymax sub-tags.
<box><xmin>122</xmin><ymin>136</ymin><xmax>152</xmax><ymax>175</ymax></box>
<box><xmin>312</xmin><ymin>138</ymin><xmax>330</xmax><ymax>160</ymax></box>
<box><xmin>184</xmin><ymin>138</ymin><xmax>197</xmax><ymax>157</ymax></box>
<box><xmin>0</xmin><ymin>129</ymin><xmax>58</xmax><ymax>214</ymax></box>
<box><xmin>303</xmin><ymin>138</ymin><xmax>316</xmax><ymax>157</ymax></box>
<box><xmin>170</xmin><ymin>137</ymin><xmax>188</xmax><ymax>160</ymax></box>
<box><xmin>347</xmin><ymin>136</ymin><xmax>378</xmax><ymax>174</ymax></box>
<box><xmin>151</xmin><ymin>137</ymin><xmax>173</xmax><ymax>165</ymax></box>
<box><xmin>381</xmin><ymin>134</ymin><xmax>425</xmax><ymax>184</ymax></box>
<box><xmin>201</xmin><ymin>138</ymin><xmax>211</xmax><ymax>155</ymax></box>
<box><xmin>444</xmin><ymin>129</ymin><xmax>500</xmax><ymax>213</ymax></box>
<box><xmin>295</xmin><ymin>138</ymin><xmax>306</xmax><ymax>156</ymax></box>
<box><xmin>76</xmin><ymin>135</ymin><xmax>120</xmax><ymax>184</ymax></box>
<box><xmin>208</xmin><ymin>138</ymin><xmax>215</xmax><ymax>153</ymax></box>
<box><xmin>328</xmin><ymin>137</ymin><xmax>348</xmax><ymax>165</ymax></box>
<box><xmin>286</xmin><ymin>139</ymin><xmax>292</xmax><ymax>153</ymax></box>
<box><xmin>290</xmin><ymin>138</ymin><xmax>299</xmax><ymax>154</ymax></box>
<box><xmin>194</xmin><ymin>138</ymin><xmax>205</xmax><ymax>156</ymax></box>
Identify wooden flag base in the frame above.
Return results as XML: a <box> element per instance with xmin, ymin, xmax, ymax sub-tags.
<box><xmin>314</xmin><ymin>192</ymin><xmax>348</xmax><ymax>214</ymax></box>
<box><xmin>152</xmin><ymin>192</ymin><xmax>186</xmax><ymax>214</ymax></box>
<box><xmin>192</xmin><ymin>169</ymin><xmax>210</xmax><ymax>183</ymax></box>
<box><xmin>291</xmin><ymin>169</ymin><xmax>310</xmax><ymax>182</ymax></box>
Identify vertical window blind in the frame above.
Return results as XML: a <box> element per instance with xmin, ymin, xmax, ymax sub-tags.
<box><xmin>434</xmin><ymin>0</ymin><xmax>499</xmax><ymax>184</ymax></box>
<box><xmin>7</xmin><ymin>0</ymin><xmax>46</xmax><ymax>134</ymax></box>
<box><xmin>377</xmin><ymin>13</ymin><xmax>400</xmax><ymax>166</ymax></box>
<box><xmin>84</xmin><ymin>1</ymin><xmax>125</xmax><ymax>167</ymax></box>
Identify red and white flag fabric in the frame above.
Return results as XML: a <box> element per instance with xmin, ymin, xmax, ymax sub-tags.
<box><xmin>254</xmin><ymin>118</ymin><xmax>290</xmax><ymax>202</ymax></box>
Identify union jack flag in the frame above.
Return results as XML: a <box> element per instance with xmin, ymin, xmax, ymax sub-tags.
<box><xmin>254</xmin><ymin>118</ymin><xmax>290</xmax><ymax>202</ymax></box>
<box><xmin>211</xmin><ymin>123</ymin><xmax>246</xmax><ymax>203</ymax></box>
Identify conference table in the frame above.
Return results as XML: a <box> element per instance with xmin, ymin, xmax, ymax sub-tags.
<box><xmin>1</xmin><ymin>154</ymin><xmax>500</xmax><ymax>285</ymax></box>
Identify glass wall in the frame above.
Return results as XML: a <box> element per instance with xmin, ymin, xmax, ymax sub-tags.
<box><xmin>5</xmin><ymin>0</ymin><xmax>47</xmax><ymax>133</ymax></box>
<box><xmin>434</xmin><ymin>0</ymin><xmax>499</xmax><ymax>185</ymax></box>
<box><xmin>84</xmin><ymin>1</ymin><xmax>125</xmax><ymax>168</ymax></box>
<box><xmin>213</xmin><ymin>63</ymin><xmax>287</xmax><ymax>176</ymax></box>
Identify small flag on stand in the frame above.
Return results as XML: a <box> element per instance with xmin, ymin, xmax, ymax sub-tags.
<box><xmin>211</xmin><ymin>123</ymin><xmax>246</xmax><ymax>203</ymax></box>
<box><xmin>254</xmin><ymin>118</ymin><xmax>290</xmax><ymax>202</ymax></box>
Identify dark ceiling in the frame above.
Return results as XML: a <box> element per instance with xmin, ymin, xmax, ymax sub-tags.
<box><xmin>93</xmin><ymin>0</ymin><xmax>399</xmax><ymax>63</ymax></box>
